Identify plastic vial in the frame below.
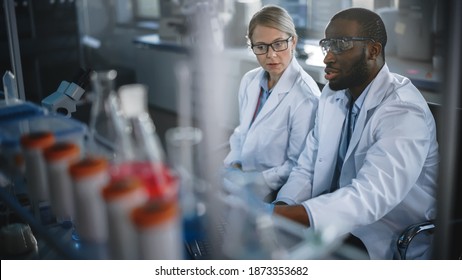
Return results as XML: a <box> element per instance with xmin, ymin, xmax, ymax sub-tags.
<box><xmin>102</xmin><ymin>177</ymin><xmax>148</xmax><ymax>259</ymax></box>
<box><xmin>43</xmin><ymin>142</ymin><xmax>81</xmax><ymax>228</ymax></box>
<box><xmin>69</xmin><ymin>157</ymin><xmax>109</xmax><ymax>249</ymax></box>
<box><xmin>20</xmin><ymin>131</ymin><xmax>55</xmax><ymax>225</ymax></box>
<box><xmin>131</xmin><ymin>200</ymin><xmax>183</xmax><ymax>260</ymax></box>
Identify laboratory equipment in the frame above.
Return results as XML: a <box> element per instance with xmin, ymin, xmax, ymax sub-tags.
<box><xmin>2</xmin><ymin>71</ymin><xmax>19</xmax><ymax>105</ymax></box>
<box><xmin>1</xmin><ymin>114</ymin><xmax>87</xmax><ymax>158</ymax></box>
<box><xmin>395</xmin><ymin>1</ymin><xmax>435</xmax><ymax>61</ymax></box>
<box><xmin>224</xmin><ymin>0</ymin><xmax>261</xmax><ymax>47</ymax></box>
<box><xmin>111</xmin><ymin>84</ymin><xmax>175</xmax><ymax>200</ymax></box>
<box><xmin>159</xmin><ymin>0</ymin><xmax>228</xmax><ymax>49</ymax></box>
<box><xmin>0</xmin><ymin>101</ymin><xmax>46</xmax><ymax>196</ymax></box>
<box><xmin>219</xmin><ymin>188</ymin><xmax>344</xmax><ymax>260</ymax></box>
<box><xmin>102</xmin><ymin>177</ymin><xmax>149</xmax><ymax>259</ymax></box>
<box><xmin>20</xmin><ymin>132</ymin><xmax>56</xmax><ymax>225</ymax></box>
<box><xmin>0</xmin><ymin>111</ymin><xmax>87</xmax><ymax>218</ymax></box>
<box><xmin>87</xmin><ymin>70</ymin><xmax>120</xmax><ymax>160</ymax></box>
<box><xmin>44</xmin><ymin>142</ymin><xmax>81</xmax><ymax>228</ymax></box>
<box><xmin>131</xmin><ymin>199</ymin><xmax>183</xmax><ymax>260</ymax></box>
<box><xmin>69</xmin><ymin>156</ymin><xmax>110</xmax><ymax>259</ymax></box>
<box><xmin>166</xmin><ymin>126</ymin><xmax>210</xmax><ymax>259</ymax></box>
<box><xmin>0</xmin><ymin>223</ymin><xmax>37</xmax><ymax>256</ymax></box>
<box><xmin>376</xmin><ymin>7</ymin><xmax>398</xmax><ymax>55</ymax></box>
<box><xmin>3</xmin><ymin>0</ymin><xmax>25</xmax><ymax>101</ymax></box>
<box><xmin>41</xmin><ymin>69</ymin><xmax>92</xmax><ymax>117</ymax></box>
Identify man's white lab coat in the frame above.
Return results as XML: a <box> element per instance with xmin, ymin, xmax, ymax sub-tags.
<box><xmin>276</xmin><ymin>64</ymin><xmax>439</xmax><ymax>259</ymax></box>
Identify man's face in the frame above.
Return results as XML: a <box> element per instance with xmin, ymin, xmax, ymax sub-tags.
<box><xmin>322</xmin><ymin>19</ymin><xmax>371</xmax><ymax>92</ymax></box>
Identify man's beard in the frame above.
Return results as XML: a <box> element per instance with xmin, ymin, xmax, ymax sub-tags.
<box><xmin>329</xmin><ymin>48</ymin><xmax>369</xmax><ymax>91</ymax></box>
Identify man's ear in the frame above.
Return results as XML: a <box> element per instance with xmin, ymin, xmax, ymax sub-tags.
<box><xmin>368</xmin><ymin>42</ymin><xmax>382</xmax><ymax>60</ymax></box>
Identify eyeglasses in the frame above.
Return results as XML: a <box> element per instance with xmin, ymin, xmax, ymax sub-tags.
<box><xmin>319</xmin><ymin>37</ymin><xmax>375</xmax><ymax>55</ymax></box>
<box><xmin>251</xmin><ymin>37</ymin><xmax>293</xmax><ymax>55</ymax></box>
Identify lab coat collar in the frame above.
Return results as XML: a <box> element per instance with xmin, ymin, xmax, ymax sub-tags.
<box><xmin>360</xmin><ymin>64</ymin><xmax>393</xmax><ymax>113</ymax></box>
<box><xmin>251</xmin><ymin>58</ymin><xmax>301</xmax><ymax>126</ymax></box>
<box><xmin>334</xmin><ymin>90</ymin><xmax>349</xmax><ymax>102</ymax></box>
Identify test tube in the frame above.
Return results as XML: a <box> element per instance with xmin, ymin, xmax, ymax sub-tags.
<box><xmin>102</xmin><ymin>177</ymin><xmax>148</xmax><ymax>259</ymax></box>
<box><xmin>20</xmin><ymin>131</ymin><xmax>55</xmax><ymax>225</ymax></box>
<box><xmin>44</xmin><ymin>142</ymin><xmax>81</xmax><ymax>228</ymax></box>
<box><xmin>131</xmin><ymin>200</ymin><xmax>183</xmax><ymax>260</ymax></box>
<box><xmin>69</xmin><ymin>157</ymin><xmax>109</xmax><ymax>258</ymax></box>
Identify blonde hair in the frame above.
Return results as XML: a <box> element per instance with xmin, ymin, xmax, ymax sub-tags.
<box><xmin>247</xmin><ymin>5</ymin><xmax>297</xmax><ymax>44</ymax></box>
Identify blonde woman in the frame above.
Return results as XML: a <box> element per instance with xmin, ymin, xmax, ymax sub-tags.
<box><xmin>223</xmin><ymin>5</ymin><xmax>321</xmax><ymax>201</ymax></box>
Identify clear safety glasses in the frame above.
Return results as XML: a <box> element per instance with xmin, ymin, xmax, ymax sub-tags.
<box><xmin>251</xmin><ymin>37</ymin><xmax>293</xmax><ymax>55</ymax></box>
<box><xmin>319</xmin><ymin>37</ymin><xmax>375</xmax><ymax>55</ymax></box>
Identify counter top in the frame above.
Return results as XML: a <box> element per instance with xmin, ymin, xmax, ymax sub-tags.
<box><xmin>133</xmin><ymin>34</ymin><xmax>190</xmax><ymax>54</ymax></box>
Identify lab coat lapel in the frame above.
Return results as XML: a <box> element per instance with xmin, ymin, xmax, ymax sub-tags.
<box><xmin>320</xmin><ymin>91</ymin><xmax>349</xmax><ymax>142</ymax></box>
<box><xmin>251</xmin><ymin>89</ymin><xmax>286</xmax><ymax>125</ymax></box>
<box><xmin>312</xmin><ymin>90</ymin><xmax>348</xmax><ymax>197</ymax></box>
<box><xmin>241</xmin><ymin>71</ymin><xmax>265</xmax><ymax>130</ymax></box>
<box><xmin>344</xmin><ymin>64</ymin><xmax>394</xmax><ymax>160</ymax></box>
<box><xmin>251</xmin><ymin>59</ymin><xmax>300</xmax><ymax>126</ymax></box>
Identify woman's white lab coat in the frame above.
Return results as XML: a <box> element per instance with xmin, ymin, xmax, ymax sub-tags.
<box><xmin>276</xmin><ymin>64</ymin><xmax>439</xmax><ymax>259</ymax></box>
<box><xmin>224</xmin><ymin>58</ymin><xmax>320</xmax><ymax>190</ymax></box>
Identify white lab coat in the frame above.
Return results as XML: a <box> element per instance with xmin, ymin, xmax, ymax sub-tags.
<box><xmin>276</xmin><ymin>64</ymin><xmax>439</xmax><ymax>259</ymax></box>
<box><xmin>224</xmin><ymin>58</ymin><xmax>320</xmax><ymax>190</ymax></box>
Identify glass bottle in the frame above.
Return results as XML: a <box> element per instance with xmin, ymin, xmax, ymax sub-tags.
<box><xmin>111</xmin><ymin>84</ymin><xmax>176</xmax><ymax>201</ymax></box>
<box><xmin>113</xmin><ymin>84</ymin><xmax>182</xmax><ymax>259</ymax></box>
<box><xmin>165</xmin><ymin>126</ymin><xmax>210</xmax><ymax>259</ymax></box>
<box><xmin>87</xmin><ymin>70</ymin><xmax>120</xmax><ymax>161</ymax></box>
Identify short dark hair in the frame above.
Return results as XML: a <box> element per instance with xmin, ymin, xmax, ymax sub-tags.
<box><xmin>331</xmin><ymin>8</ymin><xmax>387</xmax><ymax>59</ymax></box>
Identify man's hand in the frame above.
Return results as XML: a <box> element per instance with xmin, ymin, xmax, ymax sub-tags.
<box><xmin>273</xmin><ymin>204</ymin><xmax>310</xmax><ymax>227</ymax></box>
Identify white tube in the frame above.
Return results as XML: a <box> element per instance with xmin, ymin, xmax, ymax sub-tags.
<box><xmin>70</xmin><ymin>157</ymin><xmax>109</xmax><ymax>244</ymax></box>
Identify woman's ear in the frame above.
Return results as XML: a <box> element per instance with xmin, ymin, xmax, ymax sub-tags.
<box><xmin>292</xmin><ymin>35</ymin><xmax>298</xmax><ymax>50</ymax></box>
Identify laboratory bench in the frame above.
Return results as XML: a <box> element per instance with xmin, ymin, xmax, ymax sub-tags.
<box><xmin>0</xmin><ymin>181</ymin><xmax>369</xmax><ymax>260</ymax></box>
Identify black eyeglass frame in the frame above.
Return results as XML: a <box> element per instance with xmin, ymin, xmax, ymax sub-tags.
<box><xmin>250</xmin><ymin>36</ymin><xmax>293</xmax><ymax>55</ymax></box>
<box><xmin>319</xmin><ymin>37</ymin><xmax>376</xmax><ymax>55</ymax></box>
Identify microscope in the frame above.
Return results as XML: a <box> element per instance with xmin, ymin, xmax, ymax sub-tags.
<box><xmin>41</xmin><ymin>69</ymin><xmax>92</xmax><ymax>117</ymax></box>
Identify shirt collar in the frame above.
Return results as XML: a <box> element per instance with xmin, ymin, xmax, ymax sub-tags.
<box><xmin>352</xmin><ymin>83</ymin><xmax>372</xmax><ymax>113</ymax></box>
<box><xmin>259</xmin><ymin>72</ymin><xmax>273</xmax><ymax>94</ymax></box>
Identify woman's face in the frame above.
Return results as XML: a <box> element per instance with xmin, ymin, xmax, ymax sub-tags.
<box><xmin>251</xmin><ymin>25</ymin><xmax>296</xmax><ymax>81</ymax></box>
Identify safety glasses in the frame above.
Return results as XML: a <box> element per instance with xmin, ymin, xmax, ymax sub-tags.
<box><xmin>319</xmin><ymin>37</ymin><xmax>375</xmax><ymax>55</ymax></box>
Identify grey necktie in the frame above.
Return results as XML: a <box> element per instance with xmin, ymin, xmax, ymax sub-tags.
<box><xmin>332</xmin><ymin>95</ymin><xmax>355</xmax><ymax>190</ymax></box>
